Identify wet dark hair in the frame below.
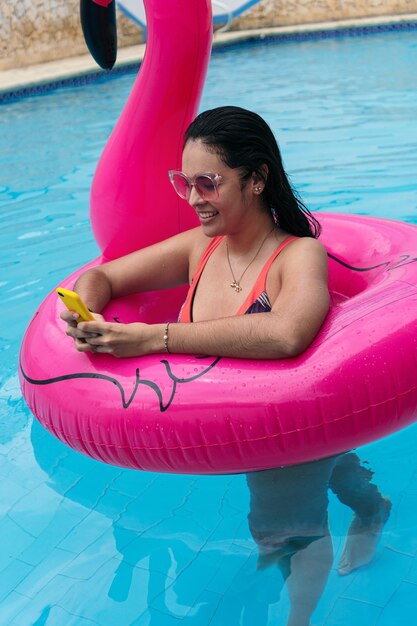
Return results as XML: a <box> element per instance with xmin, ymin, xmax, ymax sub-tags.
<box><xmin>184</xmin><ymin>106</ymin><xmax>321</xmax><ymax>238</ymax></box>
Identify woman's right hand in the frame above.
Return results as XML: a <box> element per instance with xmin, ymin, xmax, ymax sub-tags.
<box><xmin>60</xmin><ymin>310</ymin><xmax>105</xmax><ymax>351</ymax></box>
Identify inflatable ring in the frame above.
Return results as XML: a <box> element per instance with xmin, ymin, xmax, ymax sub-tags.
<box><xmin>19</xmin><ymin>0</ymin><xmax>417</xmax><ymax>474</ymax></box>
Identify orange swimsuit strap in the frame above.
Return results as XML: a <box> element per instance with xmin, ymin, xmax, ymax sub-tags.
<box><xmin>179</xmin><ymin>235</ymin><xmax>298</xmax><ymax>323</ymax></box>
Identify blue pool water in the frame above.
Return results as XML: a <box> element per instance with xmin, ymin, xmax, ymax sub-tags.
<box><xmin>1</xmin><ymin>29</ymin><xmax>417</xmax><ymax>625</ymax></box>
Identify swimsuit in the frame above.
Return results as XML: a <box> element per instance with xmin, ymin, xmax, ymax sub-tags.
<box><xmin>178</xmin><ymin>235</ymin><xmax>298</xmax><ymax>322</ymax></box>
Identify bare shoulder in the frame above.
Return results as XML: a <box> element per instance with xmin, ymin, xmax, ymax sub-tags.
<box><xmin>186</xmin><ymin>227</ymin><xmax>215</xmax><ymax>266</ymax></box>
<box><xmin>286</xmin><ymin>236</ymin><xmax>327</xmax><ymax>257</ymax></box>
<box><xmin>282</xmin><ymin>236</ymin><xmax>328</xmax><ymax>271</ymax></box>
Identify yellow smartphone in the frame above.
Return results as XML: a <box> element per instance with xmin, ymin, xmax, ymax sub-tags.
<box><xmin>56</xmin><ymin>287</ymin><xmax>95</xmax><ymax>322</ymax></box>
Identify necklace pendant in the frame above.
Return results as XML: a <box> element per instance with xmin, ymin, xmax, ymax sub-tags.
<box><xmin>230</xmin><ymin>280</ymin><xmax>242</xmax><ymax>293</ymax></box>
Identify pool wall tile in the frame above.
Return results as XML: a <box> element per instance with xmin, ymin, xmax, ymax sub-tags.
<box><xmin>3</xmin><ymin>21</ymin><xmax>417</xmax><ymax>104</ymax></box>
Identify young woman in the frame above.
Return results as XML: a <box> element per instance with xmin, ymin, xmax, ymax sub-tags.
<box><xmin>62</xmin><ymin>106</ymin><xmax>390</xmax><ymax>626</ymax></box>
<box><xmin>62</xmin><ymin>105</ymin><xmax>329</xmax><ymax>359</ymax></box>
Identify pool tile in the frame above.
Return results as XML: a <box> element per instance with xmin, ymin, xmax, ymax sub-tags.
<box><xmin>341</xmin><ymin>547</ymin><xmax>413</xmax><ymax>606</ymax></box>
<box><xmin>57</xmin><ymin>510</ymin><xmax>114</xmax><ymax>552</ymax></box>
<box><xmin>385</xmin><ymin>494</ymin><xmax>417</xmax><ymax>555</ymax></box>
<box><xmin>404</xmin><ymin>557</ymin><xmax>417</xmax><ymax>584</ymax></box>
<box><xmin>110</xmin><ymin>469</ymin><xmax>159</xmax><ymax>496</ymax></box>
<box><xmin>113</xmin><ymin>534</ymin><xmax>186</xmax><ymax>577</ymax></box>
<box><xmin>0</xmin><ymin>457</ymin><xmax>45</xmax><ymax>494</ymax></box>
<box><xmin>140</xmin><ymin>514</ymin><xmax>211</xmax><ymax>552</ymax></box>
<box><xmin>0</xmin><ymin>591</ymin><xmax>33</xmax><ymax>626</ymax></box>
<box><xmin>57</xmin><ymin>560</ymin><xmax>165</xmax><ymax>625</ymax></box>
<box><xmin>56</xmin><ymin>527</ymin><xmax>117</xmax><ymax>580</ymax></box>
<box><xmin>206</xmin><ymin>516</ymin><xmax>249</xmax><ymax>546</ymax></box>
<box><xmin>0</xmin><ymin>559</ymin><xmax>33</xmax><ymax>603</ymax></box>
<box><xmin>7</xmin><ymin>483</ymin><xmax>62</xmax><ymax>536</ymax></box>
<box><xmin>0</xmin><ymin>472</ymin><xmax>31</xmax><ymax>508</ymax></box>
<box><xmin>95</xmin><ymin>486</ymin><xmax>135</xmax><ymax>517</ymax></box>
<box><xmin>324</xmin><ymin>597</ymin><xmax>382</xmax><ymax>625</ymax></box>
<box><xmin>131</xmin><ymin>608</ymin><xmax>182</xmax><ymax>625</ymax></box>
<box><xmin>11</xmin><ymin>575</ymin><xmax>87</xmax><ymax>625</ymax></box>
<box><xmin>18</xmin><ymin>504</ymin><xmax>86</xmax><ymax>565</ymax></box>
<box><xmin>313</xmin><ymin>568</ymin><xmax>361</xmax><ymax>625</ymax></box>
<box><xmin>206</xmin><ymin>554</ymin><xmax>254</xmax><ymax>595</ymax></box>
<box><xmin>15</xmin><ymin>547</ymin><xmax>75</xmax><ymax>597</ymax></box>
<box><xmin>0</xmin><ymin>516</ymin><xmax>34</xmax><ymax>570</ymax></box>
<box><xmin>63</xmin><ymin>468</ymin><xmax>120</xmax><ymax>508</ymax></box>
<box><xmin>150</xmin><ymin>551</ymin><xmax>221</xmax><ymax>616</ymax></box>
<box><xmin>208</xmin><ymin>560</ymin><xmax>284</xmax><ymax>626</ymax></box>
<box><xmin>377</xmin><ymin>581</ymin><xmax>417</xmax><ymax>626</ymax></box>
<box><xmin>184</xmin><ymin>589</ymin><xmax>223</xmax><ymax>623</ymax></box>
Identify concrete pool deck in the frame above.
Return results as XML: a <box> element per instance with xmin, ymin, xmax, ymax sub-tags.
<box><xmin>1</xmin><ymin>13</ymin><xmax>417</xmax><ymax>96</ymax></box>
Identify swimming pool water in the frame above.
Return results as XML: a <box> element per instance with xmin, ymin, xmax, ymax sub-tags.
<box><xmin>1</xmin><ymin>29</ymin><xmax>417</xmax><ymax>625</ymax></box>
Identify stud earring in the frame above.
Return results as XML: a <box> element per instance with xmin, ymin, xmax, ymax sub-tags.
<box><xmin>254</xmin><ymin>187</ymin><xmax>262</xmax><ymax>194</ymax></box>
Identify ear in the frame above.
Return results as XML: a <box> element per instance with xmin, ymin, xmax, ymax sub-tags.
<box><xmin>251</xmin><ymin>164</ymin><xmax>269</xmax><ymax>194</ymax></box>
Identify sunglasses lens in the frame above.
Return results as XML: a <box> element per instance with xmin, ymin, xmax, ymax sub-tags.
<box><xmin>169</xmin><ymin>172</ymin><xmax>219</xmax><ymax>200</ymax></box>
<box><xmin>195</xmin><ymin>175</ymin><xmax>218</xmax><ymax>199</ymax></box>
<box><xmin>171</xmin><ymin>173</ymin><xmax>190</xmax><ymax>199</ymax></box>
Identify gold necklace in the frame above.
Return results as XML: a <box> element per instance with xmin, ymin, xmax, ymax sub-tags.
<box><xmin>226</xmin><ymin>228</ymin><xmax>275</xmax><ymax>293</ymax></box>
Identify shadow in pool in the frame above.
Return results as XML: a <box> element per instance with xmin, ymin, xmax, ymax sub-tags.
<box><xmin>30</xmin><ymin>418</ymin><xmax>286</xmax><ymax>624</ymax></box>
<box><xmin>29</xmin><ymin>417</ymin><xmax>396</xmax><ymax>626</ymax></box>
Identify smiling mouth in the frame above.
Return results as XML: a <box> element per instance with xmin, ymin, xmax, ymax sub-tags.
<box><xmin>198</xmin><ymin>210</ymin><xmax>219</xmax><ymax>219</ymax></box>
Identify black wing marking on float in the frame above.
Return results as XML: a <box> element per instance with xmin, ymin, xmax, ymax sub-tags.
<box><xmin>19</xmin><ymin>355</ymin><xmax>221</xmax><ymax>412</ymax></box>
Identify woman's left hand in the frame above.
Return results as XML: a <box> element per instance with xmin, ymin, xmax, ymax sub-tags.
<box><xmin>77</xmin><ymin>320</ymin><xmax>160</xmax><ymax>357</ymax></box>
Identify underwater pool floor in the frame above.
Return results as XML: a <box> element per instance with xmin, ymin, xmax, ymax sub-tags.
<box><xmin>1</xmin><ymin>410</ymin><xmax>417</xmax><ymax>625</ymax></box>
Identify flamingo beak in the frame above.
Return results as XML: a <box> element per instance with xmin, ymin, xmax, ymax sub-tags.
<box><xmin>80</xmin><ymin>0</ymin><xmax>117</xmax><ymax>69</ymax></box>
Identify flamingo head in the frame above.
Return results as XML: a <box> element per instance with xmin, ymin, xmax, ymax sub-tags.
<box><xmin>80</xmin><ymin>0</ymin><xmax>117</xmax><ymax>69</ymax></box>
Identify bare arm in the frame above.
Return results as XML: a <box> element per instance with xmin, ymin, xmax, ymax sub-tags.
<box><xmin>64</xmin><ymin>227</ymin><xmax>200</xmax><ymax>314</ymax></box>
<box><xmin>76</xmin><ymin>237</ymin><xmax>330</xmax><ymax>359</ymax></box>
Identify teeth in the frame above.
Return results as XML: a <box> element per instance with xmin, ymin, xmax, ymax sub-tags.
<box><xmin>199</xmin><ymin>211</ymin><xmax>218</xmax><ymax>218</ymax></box>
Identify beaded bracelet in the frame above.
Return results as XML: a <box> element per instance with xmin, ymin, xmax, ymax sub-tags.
<box><xmin>163</xmin><ymin>322</ymin><xmax>171</xmax><ymax>354</ymax></box>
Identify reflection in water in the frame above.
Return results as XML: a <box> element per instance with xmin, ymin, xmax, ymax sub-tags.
<box><xmin>246</xmin><ymin>454</ymin><xmax>391</xmax><ymax>626</ymax></box>
<box><xmin>30</xmin><ymin>416</ymin><xmax>392</xmax><ymax>625</ymax></box>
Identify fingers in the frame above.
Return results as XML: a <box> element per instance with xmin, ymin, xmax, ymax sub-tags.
<box><xmin>77</xmin><ymin>321</ymin><xmax>105</xmax><ymax>334</ymax></box>
<box><xmin>60</xmin><ymin>310</ymin><xmax>79</xmax><ymax>326</ymax></box>
<box><xmin>65</xmin><ymin>325</ymin><xmax>99</xmax><ymax>340</ymax></box>
<box><xmin>74</xmin><ymin>338</ymin><xmax>93</xmax><ymax>352</ymax></box>
<box><xmin>60</xmin><ymin>310</ymin><xmax>110</xmax><ymax>354</ymax></box>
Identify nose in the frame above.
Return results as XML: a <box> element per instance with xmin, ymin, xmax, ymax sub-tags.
<box><xmin>188</xmin><ymin>185</ymin><xmax>205</xmax><ymax>206</ymax></box>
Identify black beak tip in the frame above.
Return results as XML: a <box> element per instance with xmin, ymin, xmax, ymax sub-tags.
<box><xmin>80</xmin><ymin>0</ymin><xmax>118</xmax><ymax>70</ymax></box>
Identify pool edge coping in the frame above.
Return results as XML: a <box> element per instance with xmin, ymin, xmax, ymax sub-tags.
<box><xmin>1</xmin><ymin>12</ymin><xmax>417</xmax><ymax>99</ymax></box>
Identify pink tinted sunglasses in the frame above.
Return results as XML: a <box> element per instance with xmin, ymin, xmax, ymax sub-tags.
<box><xmin>168</xmin><ymin>170</ymin><xmax>222</xmax><ymax>201</ymax></box>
